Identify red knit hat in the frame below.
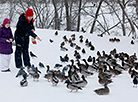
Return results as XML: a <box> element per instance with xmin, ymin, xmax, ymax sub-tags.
<box><xmin>25</xmin><ymin>8</ymin><xmax>33</xmax><ymax>17</ymax></box>
<box><xmin>3</xmin><ymin>18</ymin><xmax>10</xmax><ymax>27</ymax></box>
<box><xmin>25</xmin><ymin>8</ymin><xmax>34</xmax><ymax>23</ymax></box>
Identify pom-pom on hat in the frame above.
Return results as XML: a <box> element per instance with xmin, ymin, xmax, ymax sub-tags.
<box><xmin>3</xmin><ymin>18</ymin><xmax>10</xmax><ymax>27</ymax></box>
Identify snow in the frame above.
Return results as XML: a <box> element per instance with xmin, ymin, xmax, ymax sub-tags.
<box><xmin>0</xmin><ymin>28</ymin><xmax>138</xmax><ymax>102</ymax></box>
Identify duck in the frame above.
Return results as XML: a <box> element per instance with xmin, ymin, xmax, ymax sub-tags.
<box><xmin>79</xmin><ymin>67</ymin><xmax>93</xmax><ymax>77</ymax></box>
<box><xmin>55</xmin><ymin>31</ymin><xmax>58</xmax><ymax>35</ymax></box>
<box><xmin>46</xmin><ymin>65</ymin><xmax>55</xmax><ymax>74</ymax></box>
<box><xmin>71</xmin><ymin>37</ymin><xmax>76</xmax><ymax>42</ymax></box>
<box><xmin>98</xmin><ymin>76</ymin><xmax>113</xmax><ymax>85</ymax></box>
<box><xmin>39</xmin><ymin>62</ymin><xmax>45</xmax><ymax>68</ymax></box>
<box><xmin>15</xmin><ymin>67</ymin><xmax>28</xmax><ymax>78</ymax></box>
<box><xmin>82</xmin><ymin>48</ymin><xmax>86</xmax><ymax>54</ymax></box>
<box><xmin>87</xmin><ymin>56</ymin><xmax>92</xmax><ymax>62</ymax></box>
<box><xmin>80</xmin><ymin>38</ymin><xmax>83</xmax><ymax>43</ymax></box>
<box><xmin>60</xmin><ymin>46</ymin><xmax>68</xmax><ymax>51</ymax></box>
<box><xmin>71</xmin><ymin>34</ymin><xmax>75</xmax><ymax>38</ymax></box>
<box><xmin>79</xmin><ymin>35</ymin><xmax>83</xmax><ymax>39</ymax></box>
<box><xmin>54</xmin><ymin>63</ymin><xmax>63</xmax><ymax>68</ymax></box>
<box><xmin>56</xmin><ymin>72</ymin><xmax>68</xmax><ymax>82</ymax></box>
<box><xmin>66</xmin><ymin>75</ymin><xmax>87</xmax><ymax>88</ymax></box>
<box><xmin>33</xmin><ymin>67</ymin><xmax>40</xmax><ymax>81</ymax></box>
<box><xmin>98</xmin><ymin>68</ymin><xmax>112</xmax><ymax>80</ymax></box>
<box><xmin>60</xmin><ymin>41</ymin><xmax>65</xmax><ymax>47</ymax></box>
<box><xmin>20</xmin><ymin>74</ymin><xmax>28</xmax><ymax>87</ymax></box>
<box><xmin>30</xmin><ymin>51</ymin><xmax>37</xmax><ymax>58</ymax></box>
<box><xmin>64</xmin><ymin>54</ymin><xmax>69</xmax><ymax>62</ymax></box>
<box><xmin>82</xmin><ymin>59</ymin><xmax>98</xmax><ymax>72</ymax></box>
<box><xmin>121</xmin><ymin>60</ymin><xmax>132</xmax><ymax>70</ymax></box>
<box><xmin>75</xmin><ymin>45</ymin><xmax>81</xmax><ymax>50</ymax></box>
<box><xmin>90</xmin><ymin>45</ymin><xmax>95</xmax><ymax>51</ymax></box>
<box><xmin>68</xmin><ymin>67</ymin><xmax>80</xmax><ymax>83</ymax></box>
<box><xmin>94</xmin><ymin>83</ymin><xmax>110</xmax><ymax>95</ymax></box>
<box><xmin>109</xmin><ymin>38</ymin><xmax>115</xmax><ymax>42</ymax></box>
<box><xmin>60</xmin><ymin>56</ymin><xmax>68</xmax><ymax>62</ymax></box>
<box><xmin>44</xmin><ymin>73</ymin><xmax>52</xmax><ymax>82</ymax></box>
<box><xmin>133</xmin><ymin>76</ymin><xmax>138</xmax><ymax>88</ymax></box>
<box><xmin>116</xmin><ymin>38</ymin><xmax>120</xmax><ymax>42</ymax></box>
<box><xmin>109</xmin><ymin>66</ymin><xmax>122</xmax><ymax>77</ymax></box>
<box><xmin>76</xmin><ymin>60</ymin><xmax>87</xmax><ymax>71</ymax></box>
<box><xmin>64</xmin><ymin>79</ymin><xmax>82</xmax><ymax>92</ymax></box>
<box><xmin>51</xmin><ymin>72</ymin><xmax>59</xmax><ymax>86</ymax></box>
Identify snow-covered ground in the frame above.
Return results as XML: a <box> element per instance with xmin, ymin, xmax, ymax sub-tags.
<box><xmin>0</xmin><ymin>28</ymin><xmax>138</xmax><ymax>102</ymax></box>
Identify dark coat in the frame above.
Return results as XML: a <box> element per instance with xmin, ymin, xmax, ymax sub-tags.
<box><xmin>14</xmin><ymin>13</ymin><xmax>37</xmax><ymax>68</ymax></box>
<box><xmin>14</xmin><ymin>13</ymin><xmax>37</xmax><ymax>43</ymax></box>
<box><xmin>0</xmin><ymin>25</ymin><xmax>13</xmax><ymax>54</ymax></box>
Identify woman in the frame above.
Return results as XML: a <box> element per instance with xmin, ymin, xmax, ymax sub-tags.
<box><xmin>14</xmin><ymin>8</ymin><xmax>41</xmax><ymax>69</ymax></box>
<box><xmin>0</xmin><ymin>18</ymin><xmax>13</xmax><ymax>72</ymax></box>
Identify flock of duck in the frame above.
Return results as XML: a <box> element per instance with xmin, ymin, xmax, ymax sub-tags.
<box><xmin>16</xmin><ymin>31</ymin><xmax>138</xmax><ymax>95</ymax></box>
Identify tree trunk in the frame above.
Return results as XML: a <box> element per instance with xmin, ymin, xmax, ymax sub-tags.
<box><xmin>135</xmin><ymin>0</ymin><xmax>138</xmax><ymax>16</ymax></box>
<box><xmin>64</xmin><ymin>0</ymin><xmax>71</xmax><ymax>31</ymax></box>
<box><xmin>77</xmin><ymin>0</ymin><xmax>82</xmax><ymax>32</ymax></box>
<box><xmin>122</xmin><ymin>0</ymin><xmax>126</xmax><ymax>36</ymax></box>
<box><xmin>90</xmin><ymin>0</ymin><xmax>104</xmax><ymax>34</ymax></box>
<box><xmin>52</xmin><ymin>0</ymin><xmax>60</xmax><ymax>30</ymax></box>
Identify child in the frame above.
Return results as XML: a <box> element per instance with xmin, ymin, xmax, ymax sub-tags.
<box><xmin>0</xmin><ymin>18</ymin><xmax>13</xmax><ymax>72</ymax></box>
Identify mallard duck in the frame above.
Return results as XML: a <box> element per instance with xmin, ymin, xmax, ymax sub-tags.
<box><xmin>72</xmin><ymin>37</ymin><xmax>76</xmax><ymax>42</ymax></box>
<box><xmin>64</xmin><ymin>79</ymin><xmax>82</xmax><ymax>92</ymax></box>
<box><xmin>55</xmin><ymin>31</ymin><xmax>58</xmax><ymax>35</ymax></box>
<box><xmin>71</xmin><ymin>34</ymin><xmax>75</xmax><ymax>38</ymax></box>
<box><xmin>33</xmin><ymin>67</ymin><xmax>40</xmax><ymax>81</ymax></box>
<box><xmin>20</xmin><ymin>74</ymin><xmax>28</xmax><ymax>87</ymax></box>
<box><xmin>39</xmin><ymin>62</ymin><xmax>45</xmax><ymax>68</ymax></box>
<box><xmin>66</xmin><ymin>75</ymin><xmax>87</xmax><ymax>88</ymax></box>
<box><xmin>16</xmin><ymin>67</ymin><xmax>26</xmax><ymax>77</ymax></box>
<box><xmin>75</xmin><ymin>45</ymin><xmax>81</xmax><ymax>50</ymax></box>
<box><xmin>98</xmin><ymin>68</ymin><xmax>112</xmax><ymax>80</ymax></box>
<box><xmin>94</xmin><ymin>83</ymin><xmax>110</xmax><ymax>95</ymax></box>
<box><xmin>109</xmin><ymin>66</ymin><xmax>122</xmax><ymax>77</ymax></box>
<box><xmin>133</xmin><ymin>76</ymin><xmax>138</xmax><ymax>88</ymax></box>
<box><xmin>121</xmin><ymin>60</ymin><xmax>132</xmax><ymax>70</ymax></box>
<box><xmin>76</xmin><ymin>60</ymin><xmax>87</xmax><ymax>71</ymax></box>
<box><xmin>82</xmin><ymin>48</ymin><xmax>86</xmax><ymax>54</ymax></box>
<box><xmin>80</xmin><ymin>38</ymin><xmax>83</xmax><ymax>43</ymax></box>
<box><xmin>46</xmin><ymin>65</ymin><xmax>53</xmax><ymax>74</ymax></box>
<box><xmin>44</xmin><ymin>73</ymin><xmax>52</xmax><ymax>82</ymax></box>
<box><xmin>116</xmin><ymin>38</ymin><xmax>120</xmax><ymax>42</ymax></box>
<box><xmin>51</xmin><ymin>72</ymin><xmax>59</xmax><ymax>86</ymax></box>
<box><xmin>68</xmin><ymin>69</ymin><xmax>80</xmax><ymax>83</ymax></box>
<box><xmin>56</xmin><ymin>73</ymin><xmax>68</xmax><ymax>82</ymax></box>
<box><xmin>79</xmin><ymin>67</ymin><xmax>93</xmax><ymax>77</ymax></box>
<box><xmin>60</xmin><ymin>56</ymin><xmax>68</xmax><ymax>62</ymax></box>
<box><xmin>87</xmin><ymin>56</ymin><xmax>92</xmax><ymax>62</ymax></box>
<box><xmin>79</xmin><ymin>35</ymin><xmax>83</xmax><ymax>39</ymax></box>
<box><xmin>109</xmin><ymin>38</ymin><xmax>115</xmax><ymax>42</ymax></box>
<box><xmin>98</xmin><ymin>76</ymin><xmax>113</xmax><ymax>85</ymax></box>
<box><xmin>82</xmin><ymin>59</ymin><xmax>98</xmax><ymax>72</ymax></box>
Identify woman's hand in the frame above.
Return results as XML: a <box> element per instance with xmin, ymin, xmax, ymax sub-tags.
<box><xmin>36</xmin><ymin>36</ymin><xmax>42</xmax><ymax>41</ymax></box>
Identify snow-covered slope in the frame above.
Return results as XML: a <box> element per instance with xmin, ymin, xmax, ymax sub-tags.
<box><xmin>0</xmin><ymin>28</ymin><xmax>138</xmax><ymax>102</ymax></box>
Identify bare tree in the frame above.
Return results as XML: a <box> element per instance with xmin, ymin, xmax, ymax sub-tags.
<box><xmin>77</xmin><ymin>0</ymin><xmax>82</xmax><ymax>31</ymax></box>
<box><xmin>90</xmin><ymin>0</ymin><xmax>104</xmax><ymax>34</ymax></box>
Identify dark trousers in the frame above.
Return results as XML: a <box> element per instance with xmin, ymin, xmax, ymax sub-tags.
<box><xmin>15</xmin><ymin>36</ymin><xmax>31</xmax><ymax>68</ymax></box>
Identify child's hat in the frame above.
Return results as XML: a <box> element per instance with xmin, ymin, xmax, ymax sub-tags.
<box><xmin>3</xmin><ymin>18</ymin><xmax>10</xmax><ymax>27</ymax></box>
